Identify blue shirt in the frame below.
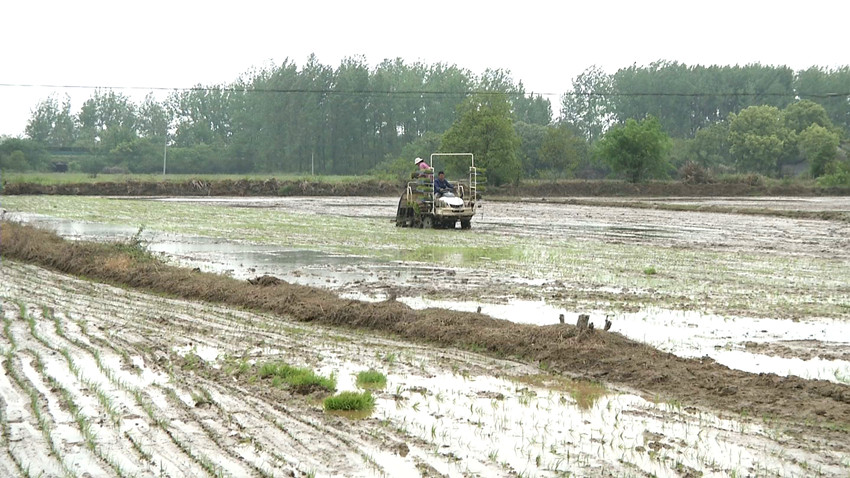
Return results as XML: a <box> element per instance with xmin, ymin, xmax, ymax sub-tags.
<box><xmin>434</xmin><ymin>177</ymin><xmax>453</xmax><ymax>192</ymax></box>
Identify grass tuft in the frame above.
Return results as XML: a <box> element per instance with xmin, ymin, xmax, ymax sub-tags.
<box><xmin>323</xmin><ymin>391</ymin><xmax>375</xmax><ymax>412</ymax></box>
<box><xmin>355</xmin><ymin>369</ymin><xmax>387</xmax><ymax>389</ymax></box>
<box><xmin>258</xmin><ymin>362</ymin><xmax>336</xmax><ymax>394</ymax></box>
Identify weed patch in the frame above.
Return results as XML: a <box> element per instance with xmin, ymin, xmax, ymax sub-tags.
<box><xmin>356</xmin><ymin>369</ymin><xmax>387</xmax><ymax>389</ymax></box>
<box><xmin>324</xmin><ymin>391</ymin><xmax>375</xmax><ymax>412</ymax></box>
<box><xmin>258</xmin><ymin>362</ymin><xmax>336</xmax><ymax>394</ymax></box>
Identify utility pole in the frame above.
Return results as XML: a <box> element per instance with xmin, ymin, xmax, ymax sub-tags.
<box><xmin>162</xmin><ymin>128</ymin><xmax>168</xmax><ymax>175</ymax></box>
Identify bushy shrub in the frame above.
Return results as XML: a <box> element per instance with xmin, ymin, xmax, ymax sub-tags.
<box><xmin>678</xmin><ymin>161</ymin><xmax>713</xmax><ymax>184</ymax></box>
<box><xmin>817</xmin><ymin>161</ymin><xmax>850</xmax><ymax>187</ymax></box>
<box><xmin>743</xmin><ymin>173</ymin><xmax>764</xmax><ymax>187</ymax></box>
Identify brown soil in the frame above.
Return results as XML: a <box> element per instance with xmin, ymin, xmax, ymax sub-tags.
<box><xmin>744</xmin><ymin>340</ymin><xmax>850</xmax><ymax>361</ymax></box>
<box><xmin>3</xmin><ymin>220</ymin><xmax>849</xmax><ymax>437</ymax></box>
<box><xmin>4</xmin><ymin>177</ymin><xmax>850</xmax><ymax>198</ymax></box>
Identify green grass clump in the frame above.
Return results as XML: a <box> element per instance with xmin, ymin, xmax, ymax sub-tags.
<box><xmin>258</xmin><ymin>362</ymin><xmax>336</xmax><ymax>393</ymax></box>
<box><xmin>355</xmin><ymin>369</ymin><xmax>387</xmax><ymax>389</ymax></box>
<box><xmin>643</xmin><ymin>266</ymin><xmax>657</xmax><ymax>275</ymax></box>
<box><xmin>323</xmin><ymin>391</ymin><xmax>375</xmax><ymax>412</ymax></box>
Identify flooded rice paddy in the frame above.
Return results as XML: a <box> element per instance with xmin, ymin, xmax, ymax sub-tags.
<box><xmin>2</xmin><ymin>261</ymin><xmax>846</xmax><ymax>477</ymax></box>
<box><xmin>2</xmin><ymin>194</ymin><xmax>850</xmax><ymax>476</ymax></box>
<box><xmin>4</xmin><ymin>196</ymin><xmax>850</xmax><ymax>384</ymax></box>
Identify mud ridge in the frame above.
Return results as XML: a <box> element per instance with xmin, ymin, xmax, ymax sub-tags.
<box><xmin>4</xmin><ymin>177</ymin><xmax>850</xmax><ymax>198</ymax></box>
<box><xmin>499</xmin><ymin>197</ymin><xmax>850</xmax><ymax>222</ymax></box>
<box><xmin>2</xmin><ymin>220</ymin><xmax>849</xmax><ymax>433</ymax></box>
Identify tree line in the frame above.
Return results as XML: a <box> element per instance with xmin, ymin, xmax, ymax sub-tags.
<box><xmin>2</xmin><ymin>58</ymin><xmax>849</xmax><ymax>185</ymax></box>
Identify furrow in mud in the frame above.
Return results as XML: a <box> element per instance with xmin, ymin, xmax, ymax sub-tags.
<box><xmin>58</xmin><ymin>315</ymin><xmax>259</xmax><ymax>477</ymax></box>
<box><xmin>3</xmin><ymin>257</ymin><xmax>850</xmax><ymax>476</ymax></box>
<box><xmin>1</xmin><ymin>295</ymin><xmax>227</xmax><ymax>477</ymax></box>
<box><xmin>2</xmin><ymin>260</ymin><xmax>500</xmax><ymax>476</ymax></box>
<box><xmin>2</xmin><ymin>262</ymin><xmax>417</xmax><ymax>477</ymax></box>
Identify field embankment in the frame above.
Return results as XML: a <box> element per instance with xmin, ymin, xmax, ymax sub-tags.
<box><xmin>2</xmin><ymin>220</ymin><xmax>849</xmax><ymax>434</ymax></box>
<box><xmin>3</xmin><ymin>176</ymin><xmax>850</xmax><ymax>198</ymax></box>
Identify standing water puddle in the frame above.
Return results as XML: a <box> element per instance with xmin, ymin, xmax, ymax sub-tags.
<box><xmin>391</xmin><ymin>297</ymin><xmax>850</xmax><ymax>384</ymax></box>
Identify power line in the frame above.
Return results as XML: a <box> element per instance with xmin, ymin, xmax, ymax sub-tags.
<box><xmin>0</xmin><ymin>83</ymin><xmax>849</xmax><ymax>98</ymax></box>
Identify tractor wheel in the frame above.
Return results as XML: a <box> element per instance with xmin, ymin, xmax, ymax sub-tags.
<box><xmin>460</xmin><ymin>219</ymin><xmax>471</xmax><ymax>229</ymax></box>
<box><xmin>395</xmin><ymin>196</ymin><xmax>408</xmax><ymax>227</ymax></box>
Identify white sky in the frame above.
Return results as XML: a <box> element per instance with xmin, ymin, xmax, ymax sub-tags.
<box><xmin>2</xmin><ymin>0</ymin><xmax>848</xmax><ymax>137</ymax></box>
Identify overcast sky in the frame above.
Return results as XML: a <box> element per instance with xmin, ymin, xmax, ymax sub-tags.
<box><xmin>2</xmin><ymin>0</ymin><xmax>848</xmax><ymax>137</ymax></box>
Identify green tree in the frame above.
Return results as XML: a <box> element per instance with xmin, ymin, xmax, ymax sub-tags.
<box><xmin>0</xmin><ymin>138</ymin><xmax>49</xmax><ymax>171</ymax></box>
<box><xmin>538</xmin><ymin>124</ymin><xmax>586</xmax><ymax>178</ymax></box>
<box><xmin>76</xmin><ymin>90</ymin><xmax>138</xmax><ymax>153</ymax></box>
<box><xmin>441</xmin><ymin>93</ymin><xmax>521</xmax><ymax>186</ymax></box>
<box><xmin>25</xmin><ymin>94</ymin><xmax>76</xmax><ymax>147</ymax></box>
<box><xmin>371</xmin><ymin>131</ymin><xmax>444</xmax><ymax>181</ymax></box>
<box><xmin>514</xmin><ymin>121</ymin><xmax>547</xmax><ymax>176</ymax></box>
<box><xmin>798</xmin><ymin>124</ymin><xmax>840</xmax><ymax>178</ymax></box>
<box><xmin>728</xmin><ymin>105</ymin><xmax>791</xmax><ymax>175</ymax></box>
<box><xmin>137</xmin><ymin>93</ymin><xmax>171</xmax><ymax>141</ymax></box>
<box><xmin>796</xmin><ymin>66</ymin><xmax>850</xmax><ymax>132</ymax></box>
<box><xmin>611</xmin><ymin>62</ymin><xmax>795</xmax><ymax>138</ymax></box>
<box><xmin>783</xmin><ymin>99</ymin><xmax>834</xmax><ymax>134</ymax></box>
<box><xmin>688</xmin><ymin>121</ymin><xmax>731</xmax><ymax>169</ymax></box>
<box><xmin>561</xmin><ymin>65</ymin><xmax>614</xmax><ymax>143</ymax></box>
<box><xmin>597</xmin><ymin>116</ymin><xmax>671</xmax><ymax>182</ymax></box>
<box><xmin>168</xmin><ymin>85</ymin><xmax>235</xmax><ymax>148</ymax></box>
<box><xmin>420</xmin><ymin>63</ymin><xmax>472</xmax><ymax>135</ymax></box>
<box><xmin>111</xmin><ymin>137</ymin><xmax>161</xmax><ymax>173</ymax></box>
<box><xmin>514</xmin><ymin>93</ymin><xmax>552</xmax><ymax>126</ymax></box>
<box><xmin>327</xmin><ymin>56</ymin><xmax>371</xmax><ymax>174</ymax></box>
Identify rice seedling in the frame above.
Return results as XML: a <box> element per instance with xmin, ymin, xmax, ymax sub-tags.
<box><xmin>2</xmin><ymin>314</ymin><xmax>16</xmax><ymax>350</ymax></box>
<box><xmin>162</xmin><ymin>386</ymin><xmax>274</xmax><ymax>478</ymax></box>
<box><xmin>355</xmin><ymin>369</ymin><xmax>387</xmax><ymax>389</ymax></box>
<box><xmin>6</xmin><ymin>351</ymin><xmax>76</xmax><ymax>478</ymax></box>
<box><xmin>257</xmin><ymin>361</ymin><xmax>336</xmax><ymax>393</ymax></box>
<box><xmin>323</xmin><ymin>391</ymin><xmax>375</xmax><ymax>412</ymax></box>
<box><xmin>124</xmin><ymin>431</ymin><xmax>152</xmax><ymax>462</ymax></box>
<box><xmin>45</xmin><ymin>306</ymin><xmax>64</xmax><ymax>337</ymax></box>
<box><xmin>32</xmin><ymin>350</ymin><xmax>127</xmax><ymax>476</ymax></box>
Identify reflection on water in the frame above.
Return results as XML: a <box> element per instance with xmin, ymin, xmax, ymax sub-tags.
<box><xmin>395</xmin><ymin>296</ymin><xmax>850</xmax><ymax>384</ymax></box>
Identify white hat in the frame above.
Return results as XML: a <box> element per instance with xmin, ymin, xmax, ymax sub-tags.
<box><xmin>414</xmin><ymin>157</ymin><xmax>424</xmax><ymax>165</ymax></box>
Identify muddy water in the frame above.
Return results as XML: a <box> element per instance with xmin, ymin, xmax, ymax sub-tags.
<box><xmin>6</xmin><ymin>196</ymin><xmax>850</xmax><ymax>386</ymax></box>
<box><xmin>391</xmin><ymin>297</ymin><xmax>850</xmax><ymax>383</ymax></box>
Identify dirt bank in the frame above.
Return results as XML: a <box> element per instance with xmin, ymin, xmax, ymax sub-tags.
<box><xmin>1</xmin><ymin>178</ymin><xmax>402</xmax><ymax>197</ymax></box>
<box><xmin>495</xmin><ymin>196</ymin><xmax>850</xmax><ymax>222</ymax></box>
<box><xmin>4</xmin><ymin>177</ymin><xmax>850</xmax><ymax>198</ymax></box>
<box><xmin>497</xmin><ymin>179</ymin><xmax>850</xmax><ymax>198</ymax></box>
<box><xmin>3</xmin><ymin>220</ymin><xmax>849</xmax><ymax>437</ymax></box>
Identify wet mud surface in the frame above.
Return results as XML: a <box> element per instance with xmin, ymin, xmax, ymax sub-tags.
<box><xmin>2</xmin><ymin>195</ymin><xmax>850</xmax><ymax>475</ymax></box>
<box><xmin>2</xmin><ymin>260</ymin><xmax>849</xmax><ymax>477</ymax></box>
